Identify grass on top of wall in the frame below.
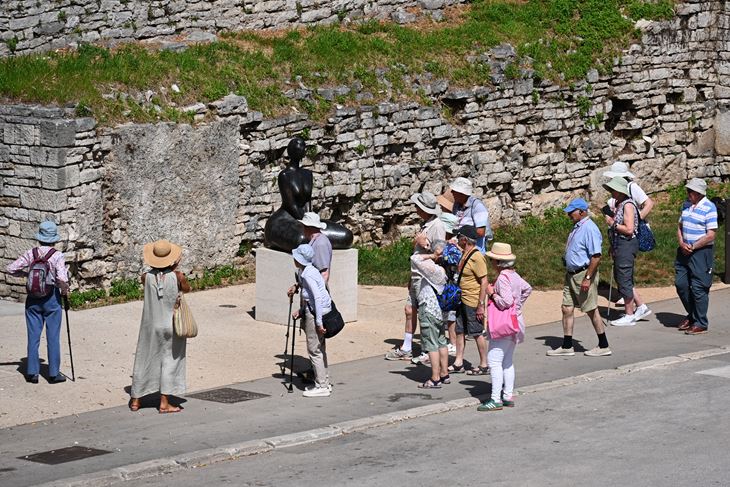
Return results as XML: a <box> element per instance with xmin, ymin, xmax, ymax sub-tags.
<box><xmin>0</xmin><ymin>0</ymin><xmax>674</xmax><ymax>124</ymax></box>
<box><xmin>358</xmin><ymin>184</ymin><xmax>729</xmax><ymax>290</ymax></box>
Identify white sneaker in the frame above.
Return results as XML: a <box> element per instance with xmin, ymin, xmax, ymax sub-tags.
<box><xmin>584</xmin><ymin>346</ymin><xmax>612</xmax><ymax>357</ymax></box>
<box><xmin>303</xmin><ymin>385</ymin><xmax>331</xmax><ymax>397</ymax></box>
<box><xmin>411</xmin><ymin>352</ymin><xmax>430</xmax><ymax>365</ymax></box>
<box><xmin>447</xmin><ymin>343</ymin><xmax>457</xmax><ymax>356</ymax></box>
<box><xmin>634</xmin><ymin>304</ymin><xmax>652</xmax><ymax>321</ymax></box>
<box><xmin>610</xmin><ymin>314</ymin><xmax>637</xmax><ymax>327</ymax></box>
<box><xmin>546</xmin><ymin>347</ymin><xmax>575</xmax><ymax>356</ymax></box>
<box><xmin>306</xmin><ymin>384</ymin><xmax>333</xmax><ymax>392</ymax></box>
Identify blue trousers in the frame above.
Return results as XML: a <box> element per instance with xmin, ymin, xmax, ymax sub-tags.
<box><xmin>674</xmin><ymin>246</ymin><xmax>714</xmax><ymax>330</ymax></box>
<box><xmin>25</xmin><ymin>289</ymin><xmax>63</xmax><ymax>377</ymax></box>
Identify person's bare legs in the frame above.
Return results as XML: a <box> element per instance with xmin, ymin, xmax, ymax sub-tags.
<box><xmin>129</xmin><ymin>397</ymin><xmax>141</xmax><ymax>411</ymax></box>
<box><xmin>624</xmin><ymin>296</ymin><xmax>636</xmax><ymax>316</ymax></box>
<box><xmin>439</xmin><ymin>347</ymin><xmax>449</xmax><ymax>378</ymax></box>
<box><xmin>159</xmin><ymin>394</ymin><xmax>181</xmax><ymax>413</ymax></box>
<box><xmin>475</xmin><ymin>335</ymin><xmax>488</xmax><ymax>369</ymax></box>
<box><xmin>587</xmin><ymin>308</ymin><xmax>606</xmax><ymax>335</ymax></box>
<box><xmin>632</xmin><ymin>289</ymin><xmax>644</xmax><ymax>308</ymax></box>
<box><xmin>562</xmin><ymin>305</ymin><xmax>575</xmax><ymax>336</ymax></box>
<box><xmin>453</xmin><ymin>333</ymin><xmax>465</xmax><ymax>367</ymax></box>
<box><xmin>428</xmin><ymin>351</ymin><xmax>441</xmax><ymax>382</ymax></box>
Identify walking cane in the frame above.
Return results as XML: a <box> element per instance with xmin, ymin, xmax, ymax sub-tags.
<box><xmin>605</xmin><ymin>264</ymin><xmax>614</xmax><ymax>325</ymax></box>
<box><xmin>287</xmin><ymin>316</ymin><xmax>298</xmax><ymax>393</ymax></box>
<box><xmin>63</xmin><ymin>295</ymin><xmax>76</xmax><ymax>381</ymax></box>
<box><xmin>281</xmin><ymin>294</ymin><xmax>294</xmax><ymax>374</ymax></box>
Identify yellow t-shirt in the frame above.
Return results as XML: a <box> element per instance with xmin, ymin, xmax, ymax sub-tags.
<box><xmin>459</xmin><ymin>250</ymin><xmax>488</xmax><ymax>307</ymax></box>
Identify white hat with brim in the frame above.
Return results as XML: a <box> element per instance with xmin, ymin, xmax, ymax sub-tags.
<box><xmin>440</xmin><ymin>213</ymin><xmax>459</xmax><ymax>234</ymax></box>
<box><xmin>449</xmin><ymin>177</ymin><xmax>473</xmax><ymax>196</ymax></box>
<box><xmin>410</xmin><ymin>192</ymin><xmax>441</xmax><ymax>216</ymax></box>
<box><xmin>292</xmin><ymin>243</ymin><xmax>314</xmax><ymax>266</ymax></box>
<box><xmin>602</xmin><ymin>176</ymin><xmax>631</xmax><ymax>197</ymax></box>
<box><xmin>686</xmin><ymin>177</ymin><xmax>707</xmax><ymax>195</ymax></box>
<box><xmin>143</xmin><ymin>240</ymin><xmax>183</xmax><ymax>269</ymax></box>
<box><xmin>486</xmin><ymin>242</ymin><xmax>516</xmax><ymax>261</ymax></box>
<box><xmin>410</xmin><ymin>255</ymin><xmax>446</xmax><ymax>294</ymax></box>
<box><xmin>299</xmin><ymin>212</ymin><xmax>327</xmax><ymax>229</ymax></box>
<box><xmin>603</xmin><ymin>161</ymin><xmax>635</xmax><ymax>180</ymax></box>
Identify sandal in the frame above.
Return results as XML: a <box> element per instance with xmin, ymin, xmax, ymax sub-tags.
<box><xmin>440</xmin><ymin>374</ymin><xmax>451</xmax><ymax>385</ymax></box>
<box><xmin>477</xmin><ymin>399</ymin><xmax>503</xmax><ymax>411</ymax></box>
<box><xmin>447</xmin><ymin>364</ymin><xmax>466</xmax><ymax>374</ymax></box>
<box><xmin>129</xmin><ymin>399</ymin><xmax>140</xmax><ymax>412</ymax></box>
<box><xmin>418</xmin><ymin>379</ymin><xmax>442</xmax><ymax>389</ymax></box>
<box><xmin>466</xmin><ymin>366</ymin><xmax>489</xmax><ymax>376</ymax></box>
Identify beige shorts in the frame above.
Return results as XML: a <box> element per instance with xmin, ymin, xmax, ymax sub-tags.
<box><xmin>562</xmin><ymin>269</ymin><xmax>599</xmax><ymax>312</ymax></box>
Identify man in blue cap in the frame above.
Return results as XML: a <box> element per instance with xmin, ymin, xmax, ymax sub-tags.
<box><xmin>7</xmin><ymin>221</ymin><xmax>70</xmax><ymax>383</ymax></box>
<box><xmin>547</xmin><ymin>198</ymin><xmax>611</xmax><ymax>357</ymax></box>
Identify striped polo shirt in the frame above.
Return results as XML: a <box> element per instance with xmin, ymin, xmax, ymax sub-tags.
<box><xmin>679</xmin><ymin>197</ymin><xmax>718</xmax><ymax>245</ymax></box>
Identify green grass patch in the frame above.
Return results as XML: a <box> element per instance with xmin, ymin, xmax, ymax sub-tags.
<box><xmin>358</xmin><ymin>238</ymin><xmax>413</xmax><ymax>286</ymax></box>
<box><xmin>68</xmin><ymin>288</ymin><xmax>107</xmax><ymax>309</ymax></box>
<box><xmin>0</xmin><ymin>0</ymin><xmax>675</xmax><ymax>124</ymax></box>
<box><xmin>188</xmin><ymin>265</ymin><xmax>248</xmax><ymax>290</ymax></box>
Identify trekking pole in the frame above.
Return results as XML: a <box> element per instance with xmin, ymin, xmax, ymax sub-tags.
<box><xmin>281</xmin><ymin>294</ymin><xmax>294</xmax><ymax>374</ymax></box>
<box><xmin>605</xmin><ymin>264</ymin><xmax>614</xmax><ymax>324</ymax></box>
<box><xmin>63</xmin><ymin>295</ymin><xmax>76</xmax><ymax>381</ymax></box>
<box><xmin>287</xmin><ymin>316</ymin><xmax>298</xmax><ymax>393</ymax></box>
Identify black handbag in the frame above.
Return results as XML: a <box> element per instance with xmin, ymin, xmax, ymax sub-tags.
<box><xmin>322</xmin><ymin>301</ymin><xmax>345</xmax><ymax>339</ymax></box>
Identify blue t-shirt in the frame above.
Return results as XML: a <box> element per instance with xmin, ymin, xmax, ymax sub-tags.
<box><xmin>564</xmin><ymin>217</ymin><xmax>602</xmax><ymax>271</ymax></box>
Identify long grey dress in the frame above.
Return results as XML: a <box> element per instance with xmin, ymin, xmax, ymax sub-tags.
<box><xmin>131</xmin><ymin>269</ymin><xmax>186</xmax><ymax>398</ymax></box>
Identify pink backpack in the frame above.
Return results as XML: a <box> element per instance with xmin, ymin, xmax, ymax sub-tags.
<box><xmin>26</xmin><ymin>248</ymin><xmax>57</xmax><ymax>298</ymax></box>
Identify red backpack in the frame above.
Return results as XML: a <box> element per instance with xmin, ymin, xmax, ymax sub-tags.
<box><xmin>26</xmin><ymin>248</ymin><xmax>57</xmax><ymax>298</ymax></box>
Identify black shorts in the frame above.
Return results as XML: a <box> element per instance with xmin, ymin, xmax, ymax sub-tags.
<box><xmin>455</xmin><ymin>304</ymin><xmax>485</xmax><ymax>336</ymax></box>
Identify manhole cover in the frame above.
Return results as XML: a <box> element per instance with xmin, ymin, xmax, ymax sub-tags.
<box><xmin>188</xmin><ymin>387</ymin><xmax>269</xmax><ymax>403</ymax></box>
<box><xmin>19</xmin><ymin>446</ymin><xmax>111</xmax><ymax>465</ymax></box>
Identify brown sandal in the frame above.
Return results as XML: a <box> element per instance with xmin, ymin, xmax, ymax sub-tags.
<box><xmin>129</xmin><ymin>400</ymin><xmax>140</xmax><ymax>412</ymax></box>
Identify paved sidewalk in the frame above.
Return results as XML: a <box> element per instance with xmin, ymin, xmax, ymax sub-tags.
<box><xmin>0</xmin><ymin>287</ymin><xmax>728</xmax><ymax>487</ymax></box>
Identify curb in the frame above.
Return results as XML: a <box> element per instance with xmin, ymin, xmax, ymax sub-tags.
<box><xmin>35</xmin><ymin>346</ymin><xmax>729</xmax><ymax>487</ymax></box>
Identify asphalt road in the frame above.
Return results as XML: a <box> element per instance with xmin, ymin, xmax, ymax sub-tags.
<box><xmin>125</xmin><ymin>352</ymin><xmax>730</xmax><ymax>487</ymax></box>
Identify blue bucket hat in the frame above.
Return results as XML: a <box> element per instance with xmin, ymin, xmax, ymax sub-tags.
<box><xmin>564</xmin><ymin>198</ymin><xmax>589</xmax><ymax>214</ymax></box>
<box><xmin>35</xmin><ymin>221</ymin><xmax>60</xmax><ymax>244</ymax></box>
<box><xmin>292</xmin><ymin>244</ymin><xmax>314</xmax><ymax>266</ymax></box>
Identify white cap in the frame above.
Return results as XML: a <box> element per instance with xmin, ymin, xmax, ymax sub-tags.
<box><xmin>603</xmin><ymin>161</ymin><xmax>635</xmax><ymax>180</ymax></box>
<box><xmin>449</xmin><ymin>177</ymin><xmax>473</xmax><ymax>196</ymax></box>
<box><xmin>686</xmin><ymin>177</ymin><xmax>707</xmax><ymax>196</ymax></box>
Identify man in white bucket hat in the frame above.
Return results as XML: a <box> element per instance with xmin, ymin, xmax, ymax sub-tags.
<box><xmin>450</xmin><ymin>177</ymin><xmax>493</xmax><ymax>254</ymax></box>
<box><xmin>386</xmin><ymin>191</ymin><xmax>446</xmax><ymax>361</ymax></box>
<box><xmin>602</xmin><ymin>161</ymin><xmax>655</xmax><ymax>316</ymax></box>
<box><xmin>298</xmin><ymin>212</ymin><xmax>332</xmax><ymax>284</ymax></box>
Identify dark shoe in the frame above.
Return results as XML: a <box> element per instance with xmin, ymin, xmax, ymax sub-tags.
<box><xmin>25</xmin><ymin>374</ymin><xmax>39</xmax><ymax>384</ymax></box>
<box><xmin>48</xmin><ymin>374</ymin><xmax>67</xmax><ymax>383</ymax></box>
<box><xmin>685</xmin><ymin>325</ymin><xmax>708</xmax><ymax>335</ymax></box>
<box><xmin>677</xmin><ymin>318</ymin><xmax>693</xmax><ymax>331</ymax></box>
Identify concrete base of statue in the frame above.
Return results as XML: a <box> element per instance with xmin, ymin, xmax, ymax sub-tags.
<box><xmin>255</xmin><ymin>247</ymin><xmax>358</xmax><ymax>325</ymax></box>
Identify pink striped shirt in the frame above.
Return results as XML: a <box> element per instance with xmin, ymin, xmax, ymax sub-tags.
<box><xmin>6</xmin><ymin>246</ymin><xmax>69</xmax><ymax>284</ymax></box>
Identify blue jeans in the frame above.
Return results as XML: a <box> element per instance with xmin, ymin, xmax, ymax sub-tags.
<box><xmin>675</xmin><ymin>246</ymin><xmax>714</xmax><ymax>330</ymax></box>
<box><xmin>25</xmin><ymin>289</ymin><xmax>63</xmax><ymax>377</ymax></box>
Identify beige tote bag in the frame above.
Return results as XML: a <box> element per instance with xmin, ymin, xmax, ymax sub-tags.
<box><xmin>173</xmin><ymin>294</ymin><xmax>198</xmax><ymax>338</ymax></box>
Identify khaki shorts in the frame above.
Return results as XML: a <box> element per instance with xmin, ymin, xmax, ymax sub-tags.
<box><xmin>562</xmin><ymin>269</ymin><xmax>599</xmax><ymax>312</ymax></box>
<box><xmin>418</xmin><ymin>309</ymin><xmax>447</xmax><ymax>353</ymax></box>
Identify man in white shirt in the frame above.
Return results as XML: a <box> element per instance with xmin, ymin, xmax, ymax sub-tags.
<box><xmin>450</xmin><ymin>177</ymin><xmax>493</xmax><ymax>254</ymax></box>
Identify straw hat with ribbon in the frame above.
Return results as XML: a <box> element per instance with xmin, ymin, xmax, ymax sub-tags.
<box><xmin>486</xmin><ymin>242</ymin><xmax>517</xmax><ymax>261</ymax></box>
<box><xmin>143</xmin><ymin>240</ymin><xmax>183</xmax><ymax>269</ymax></box>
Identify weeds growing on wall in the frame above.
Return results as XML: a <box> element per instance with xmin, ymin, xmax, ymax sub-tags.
<box><xmin>0</xmin><ymin>0</ymin><xmax>674</xmax><ymax>124</ymax></box>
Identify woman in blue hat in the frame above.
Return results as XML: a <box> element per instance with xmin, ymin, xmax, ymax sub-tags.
<box><xmin>6</xmin><ymin>221</ymin><xmax>70</xmax><ymax>384</ymax></box>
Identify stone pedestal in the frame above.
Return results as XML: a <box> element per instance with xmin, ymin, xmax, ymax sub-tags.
<box><xmin>255</xmin><ymin>248</ymin><xmax>358</xmax><ymax>325</ymax></box>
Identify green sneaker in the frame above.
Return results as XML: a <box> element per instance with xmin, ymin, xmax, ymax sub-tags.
<box><xmin>477</xmin><ymin>399</ymin><xmax>503</xmax><ymax>411</ymax></box>
<box><xmin>502</xmin><ymin>398</ymin><xmax>515</xmax><ymax>407</ymax></box>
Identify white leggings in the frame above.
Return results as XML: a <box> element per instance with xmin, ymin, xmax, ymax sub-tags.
<box><xmin>487</xmin><ymin>338</ymin><xmax>516</xmax><ymax>402</ymax></box>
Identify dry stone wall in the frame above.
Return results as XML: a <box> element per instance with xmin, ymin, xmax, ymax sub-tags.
<box><xmin>2</xmin><ymin>0</ymin><xmax>730</xmax><ymax>299</ymax></box>
<box><xmin>0</xmin><ymin>0</ymin><xmax>461</xmax><ymax>57</ymax></box>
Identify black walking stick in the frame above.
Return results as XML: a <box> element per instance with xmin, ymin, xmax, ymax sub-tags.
<box><xmin>281</xmin><ymin>294</ymin><xmax>294</xmax><ymax>374</ymax></box>
<box><xmin>63</xmin><ymin>295</ymin><xmax>76</xmax><ymax>381</ymax></box>
<box><xmin>287</xmin><ymin>316</ymin><xmax>298</xmax><ymax>393</ymax></box>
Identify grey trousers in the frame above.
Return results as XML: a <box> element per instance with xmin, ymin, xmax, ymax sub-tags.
<box><xmin>303</xmin><ymin>308</ymin><xmax>330</xmax><ymax>387</ymax></box>
<box><xmin>674</xmin><ymin>246</ymin><xmax>714</xmax><ymax>330</ymax></box>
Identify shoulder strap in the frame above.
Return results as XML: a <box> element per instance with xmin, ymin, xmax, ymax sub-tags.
<box><xmin>456</xmin><ymin>248</ymin><xmax>479</xmax><ymax>285</ymax></box>
<box><xmin>42</xmin><ymin>248</ymin><xmax>57</xmax><ymax>261</ymax></box>
<box><xmin>32</xmin><ymin>247</ymin><xmax>40</xmax><ymax>261</ymax></box>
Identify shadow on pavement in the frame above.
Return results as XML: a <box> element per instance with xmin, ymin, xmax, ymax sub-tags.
<box><xmin>655</xmin><ymin>311</ymin><xmax>686</xmax><ymax>328</ymax></box>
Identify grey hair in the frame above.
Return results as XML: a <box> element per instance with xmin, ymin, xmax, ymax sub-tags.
<box><xmin>431</xmin><ymin>239</ymin><xmax>447</xmax><ymax>254</ymax></box>
<box><xmin>496</xmin><ymin>259</ymin><xmax>516</xmax><ymax>269</ymax></box>
<box><xmin>460</xmin><ymin>235</ymin><xmax>476</xmax><ymax>245</ymax></box>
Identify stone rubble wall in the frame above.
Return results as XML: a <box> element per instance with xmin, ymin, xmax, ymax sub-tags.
<box><xmin>2</xmin><ymin>0</ymin><xmax>730</xmax><ymax>299</ymax></box>
<box><xmin>0</xmin><ymin>0</ymin><xmax>461</xmax><ymax>57</ymax></box>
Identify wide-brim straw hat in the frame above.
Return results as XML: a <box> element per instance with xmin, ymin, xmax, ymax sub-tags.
<box><xmin>603</xmin><ymin>161</ymin><xmax>635</xmax><ymax>180</ymax></box>
<box><xmin>486</xmin><ymin>242</ymin><xmax>516</xmax><ymax>261</ymax></box>
<box><xmin>686</xmin><ymin>177</ymin><xmax>707</xmax><ymax>195</ymax></box>
<box><xmin>602</xmin><ymin>176</ymin><xmax>631</xmax><ymax>197</ymax></box>
<box><xmin>143</xmin><ymin>239</ymin><xmax>183</xmax><ymax>269</ymax></box>
<box><xmin>437</xmin><ymin>190</ymin><xmax>455</xmax><ymax>212</ymax></box>
<box><xmin>35</xmin><ymin>221</ymin><xmax>60</xmax><ymax>244</ymax></box>
<box><xmin>299</xmin><ymin>212</ymin><xmax>327</xmax><ymax>229</ymax></box>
